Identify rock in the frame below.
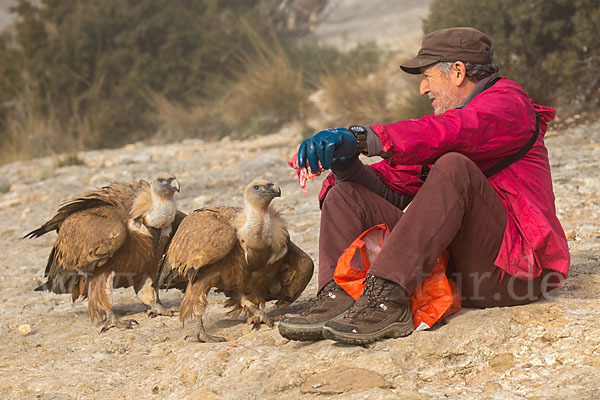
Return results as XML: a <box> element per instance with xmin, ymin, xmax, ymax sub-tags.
<box><xmin>483</xmin><ymin>382</ymin><xmax>503</xmax><ymax>392</ymax></box>
<box><xmin>300</xmin><ymin>367</ymin><xmax>392</xmax><ymax>394</ymax></box>
<box><xmin>117</xmin><ymin>153</ymin><xmax>152</xmax><ymax>165</ymax></box>
<box><xmin>0</xmin><ymin>176</ymin><xmax>9</xmax><ymax>193</ymax></box>
<box><xmin>489</xmin><ymin>353</ymin><xmax>515</xmax><ymax>373</ymax></box>
<box><xmin>180</xmin><ymin>367</ymin><xmax>198</xmax><ymax>384</ymax></box>
<box><xmin>193</xmin><ymin>195</ymin><xmax>212</xmax><ymax>207</ymax></box>
<box><xmin>191</xmin><ymin>388</ymin><xmax>221</xmax><ymax>399</ymax></box>
<box><xmin>20</xmin><ymin>207</ymin><xmax>32</xmax><ymax>221</ymax></box>
<box><xmin>510</xmin><ymin>305</ymin><xmax>565</xmax><ymax>326</ymax></box>
<box><xmin>18</xmin><ymin>324</ymin><xmax>33</xmax><ymax>336</ymax></box>
<box><xmin>0</xmin><ymin>193</ymin><xmax>45</xmax><ymax>210</ymax></box>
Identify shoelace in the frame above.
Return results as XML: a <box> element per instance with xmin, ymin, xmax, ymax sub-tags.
<box><xmin>301</xmin><ymin>281</ymin><xmax>340</xmax><ymax>316</ymax></box>
<box><xmin>343</xmin><ymin>275</ymin><xmax>386</xmax><ymax>319</ymax></box>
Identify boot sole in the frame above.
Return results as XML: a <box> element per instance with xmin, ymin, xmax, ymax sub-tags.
<box><xmin>278</xmin><ymin>321</ymin><xmax>325</xmax><ymax>341</ymax></box>
<box><xmin>322</xmin><ymin>319</ymin><xmax>413</xmax><ymax>344</ymax></box>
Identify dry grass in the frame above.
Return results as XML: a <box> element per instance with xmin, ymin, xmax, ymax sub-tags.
<box><xmin>1</xmin><ymin>110</ymin><xmax>89</xmax><ymax>165</ymax></box>
<box><xmin>316</xmin><ymin>61</ymin><xmax>432</xmax><ymax>128</ymax></box>
<box><xmin>0</xmin><ymin>74</ymin><xmax>97</xmax><ymax>164</ymax></box>
<box><xmin>149</xmin><ymin>22</ymin><xmax>309</xmax><ymax>143</ymax></box>
<box><xmin>222</xmin><ymin>38</ymin><xmax>308</xmax><ymax>137</ymax></box>
<box><xmin>146</xmin><ymin>91</ymin><xmax>216</xmax><ymax>143</ymax></box>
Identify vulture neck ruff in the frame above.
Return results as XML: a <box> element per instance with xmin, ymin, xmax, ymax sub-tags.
<box><xmin>238</xmin><ymin>202</ymin><xmax>274</xmax><ymax>249</ymax></box>
<box><xmin>143</xmin><ymin>185</ymin><xmax>177</xmax><ymax>230</ymax></box>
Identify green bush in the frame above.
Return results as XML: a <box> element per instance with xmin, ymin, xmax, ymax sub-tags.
<box><xmin>423</xmin><ymin>0</ymin><xmax>600</xmax><ymax>110</ymax></box>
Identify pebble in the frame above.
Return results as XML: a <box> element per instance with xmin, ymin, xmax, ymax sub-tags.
<box><xmin>18</xmin><ymin>324</ymin><xmax>33</xmax><ymax>336</ymax></box>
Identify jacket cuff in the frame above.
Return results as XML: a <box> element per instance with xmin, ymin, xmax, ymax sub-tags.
<box><xmin>366</xmin><ymin>126</ymin><xmax>391</xmax><ymax>158</ymax></box>
<box><xmin>369</xmin><ymin>124</ymin><xmax>394</xmax><ymax>154</ymax></box>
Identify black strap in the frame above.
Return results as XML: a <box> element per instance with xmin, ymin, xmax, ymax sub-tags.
<box><xmin>419</xmin><ymin>110</ymin><xmax>541</xmax><ymax>183</ymax></box>
<box><xmin>483</xmin><ymin>110</ymin><xmax>540</xmax><ymax>178</ymax></box>
<box><xmin>483</xmin><ymin>76</ymin><xmax>501</xmax><ymax>91</ymax></box>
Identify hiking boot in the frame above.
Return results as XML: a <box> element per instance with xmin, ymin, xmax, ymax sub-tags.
<box><xmin>322</xmin><ymin>275</ymin><xmax>413</xmax><ymax>344</ymax></box>
<box><xmin>278</xmin><ymin>280</ymin><xmax>355</xmax><ymax>341</ymax></box>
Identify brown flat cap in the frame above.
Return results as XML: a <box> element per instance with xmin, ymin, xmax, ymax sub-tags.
<box><xmin>400</xmin><ymin>27</ymin><xmax>493</xmax><ymax>74</ymax></box>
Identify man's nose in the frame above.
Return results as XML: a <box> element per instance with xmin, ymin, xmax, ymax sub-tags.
<box><xmin>419</xmin><ymin>79</ymin><xmax>429</xmax><ymax>96</ymax></box>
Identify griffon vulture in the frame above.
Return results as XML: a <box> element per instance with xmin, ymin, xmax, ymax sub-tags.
<box><xmin>26</xmin><ymin>173</ymin><xmax>185</xmax><ymax>331</ymax></box>
<box><xmin>160</xmin><ymin>179</ymin><xmax>314</xmax><ymax>343</ymax></box>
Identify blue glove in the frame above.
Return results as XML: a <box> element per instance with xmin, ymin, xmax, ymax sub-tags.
<box><xmin>297</xmin><ymin>128</ymin><xmax>357</xmax><ymax>173</ymax></box>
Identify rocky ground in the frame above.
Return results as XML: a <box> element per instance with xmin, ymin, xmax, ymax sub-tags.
<box><xmin>0</xmin><ymin>117</ymin><xmax>599</xmax><ymax>400</ymax></box>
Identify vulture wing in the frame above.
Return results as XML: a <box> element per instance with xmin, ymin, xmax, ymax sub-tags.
<box><xmin>25</xmin><ymin>180</ymin><xmax>146</xmax><ymax>239</ymax></box>
<box><xmin>36</xmin><ymin>206</ymin><xmax>129</xmax><ymax>296</ymax></box>
<box><xmin>48</xmin><ymin>207</ymin><xmax>128</xmax><ymax>274</ymax></box>
<box><xmin>160</xmin><ymin>206</ymin><xmax>241</xmax><ymax>287</ymax></box>
<box><xmin>266</xmin><ymin>240</ymin><xmax>314</xmax><ymax>308</ymax></box>
<box><xmin>29</xmin><ymin>181</ymin><xmax>148</xmax><ymax>295</ymax></box>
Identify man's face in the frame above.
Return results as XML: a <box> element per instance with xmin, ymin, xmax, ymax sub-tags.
<box><xmin>419</xmin><ymin>64</ymin><xmax>463</xmax><ymax>116</ymax></box>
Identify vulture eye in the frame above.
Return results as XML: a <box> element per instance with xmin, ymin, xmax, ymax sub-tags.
<box><xmin>253</xmin><ymin>185</ymin><xmax>260</xmax><ymax>191</ymax></box>
<box><xmin>158</xmin><ymin>178</ymin><xmax>165</xmax><ymax>183</ymax></box>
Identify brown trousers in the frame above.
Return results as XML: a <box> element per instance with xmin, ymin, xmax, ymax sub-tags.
<box><xmin>319</xmin><ymin>152</ymin><xmax>553</xmax><ymax>308</ymax></box>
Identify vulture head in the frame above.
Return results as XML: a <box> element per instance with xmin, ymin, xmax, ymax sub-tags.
<box><xmin>244</xmin><ymin>179</ymin><xmax>281</xmax><ymax>209</ymax></box>
<box><xmin>152</xmin><ymin>172</ymin><xmax>180</xmax><ymax>198</ymax></box>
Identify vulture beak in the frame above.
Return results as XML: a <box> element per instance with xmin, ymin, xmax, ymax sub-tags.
<box><xmin>169</xmin><ymin>178</ymin><xmax>180</xmax><ymax>193</ymax></box>
<box><xmin>267</xmin><ymin>183</ymin><xmax>281</xmax><ymax>198</ymax></box>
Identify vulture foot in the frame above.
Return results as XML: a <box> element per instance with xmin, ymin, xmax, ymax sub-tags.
<box><xmin>146</xmin><ymin>303</ymin><xmax>176</xmax><ymax>318</ymax></box>
<box><xmin>100</xmin><ymin>317</ymin><xmax>139</xmax><ymax>333</ymax></box>
<box><xmin>184</xmin><ymin>316</ymin><xmax>227</xmax><ymax>342</ymax></box>
<box><xmin>184</xmin><ymin>332</ymin><xmax>227</xmax><ymax>343</ymax></box>
<box><xmin>246</xmin><ymin>311</ymin><xmax>281</xmax><ymax>330</ymax></box>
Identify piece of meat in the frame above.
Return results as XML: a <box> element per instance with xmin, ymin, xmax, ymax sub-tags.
<box><xmin>288</xmin><ymin>152</ymin><xmax>324</xmax><ymax>193</ymax></box>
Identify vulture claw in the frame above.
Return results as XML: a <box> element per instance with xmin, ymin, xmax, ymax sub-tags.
<box><xmin>247</xmin><ymin>313</ymin><xmax>275</xmax><ymax>330</ymax></box>
<box><xmin>100</xmin><ymin>318</ymin><xmax>139</xmax><ymax>333</ymax></box>
<box><xmin>146</xmin><ymin>303</ymin><xmax>177</xmax><ymax>318</ymax></box>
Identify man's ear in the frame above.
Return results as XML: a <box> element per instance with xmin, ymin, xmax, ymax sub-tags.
<box><xmin>452</xmin><ymin>61</ymin><xmax>467</xmax><ymax>86</ymax></box>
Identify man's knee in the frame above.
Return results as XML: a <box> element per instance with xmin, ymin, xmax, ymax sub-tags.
<box><xmin>324</xmin><ymin>181</ymin><xmax>362</xmax><ymax>204</ymax></box>
<box><xmin>433</xmin><ymin>152</ymin><xmax>474</xmax><ymax>171</ymax></box>
<box><xmin>429</xmin><ymin>152</ymin><xmax>481</xmax><ymax>185</ymax></box>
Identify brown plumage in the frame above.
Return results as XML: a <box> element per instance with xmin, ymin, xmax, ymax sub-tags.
<box><xmin>160</xmin><ymin>179</ymin><xmax>314</xmax><ymax>342</ymax></box>
<box><xmin>26</xmin><ymin>173</ymin><xmax>185</xmax><ymax>331</ymax></box>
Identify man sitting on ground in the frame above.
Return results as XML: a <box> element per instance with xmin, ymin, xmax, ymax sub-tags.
<box><xmin>279</xmin><ymin>27</ymin><xmax>570</xmax><ymax>345</ymax></box>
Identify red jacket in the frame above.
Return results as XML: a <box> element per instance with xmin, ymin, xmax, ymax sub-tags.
<box><xmin>319</xmin><ymin>77</ymin><xmax>570</xmax><ymax>283</ymax></box>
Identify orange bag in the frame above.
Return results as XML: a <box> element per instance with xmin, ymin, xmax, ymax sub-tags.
<box><xmin>409</xmin><ymin>251</ymin><xmax>462</xmax><ymax>331</ymax></box>
<box><xmin>333</xmin><ymin>225</ymin><xmax>461</xmax><ymax>331</ymax></box>
<box><xmin>334</xmin><ymin>224</ymin><xmax>390</xmax><ymax>300</ymax></box>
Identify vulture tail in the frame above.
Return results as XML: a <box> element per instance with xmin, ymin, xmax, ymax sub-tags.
<box><xmin>24</xmin><ymin>227</ymin><xmax>49</xmax><ymax>239</ymax></box>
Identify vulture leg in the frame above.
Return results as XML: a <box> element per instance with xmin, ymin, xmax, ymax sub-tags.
<box><xmin>224</xmin><ymin>294</ymin><xmax>244</xmax><ymax>319</ymax></box>
<box><xmin>184</xmin><ymin>316</ymin><xmax>227</xmax><ymax>343</ymax></box>
<box><xmin>181</xmin><ymin>278</ymin><xmax>226</xmax><ymax>343</ymax></box>
<box><xmin>240</xmin><ymin>297</ymin><xmax>276</xmax><ymax>329</ymax></box>
<box><xmin>88</xmin><ymin>270</ymin><xmax>138</xmax><ymax>332</ymax></box>
<box><xmin>135</xmin><ymin>276</ymin><xmax>176</xmax><ymax>318</ymax></box>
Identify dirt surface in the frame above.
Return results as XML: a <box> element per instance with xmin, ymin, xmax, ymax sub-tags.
<box><xmin>1</xmin><ymin>118</ymin><xmax>599</xmax><ymax>399</ymax></box>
